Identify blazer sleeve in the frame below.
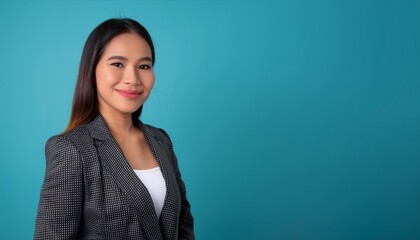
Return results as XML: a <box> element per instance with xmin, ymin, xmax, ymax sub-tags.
<box><xmin>34</xmin><ymin>135</ymin><xmax>84</xmax><ymax>240</ymax></box>
<box><xmin>160</xmin><ymin>129</ymin><xmax>195</xmax><ymax>240</ymax></box>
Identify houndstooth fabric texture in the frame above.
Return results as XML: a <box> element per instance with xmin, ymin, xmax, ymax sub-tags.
<box><xmin>34</xmin><ymin>115</ymin><xmax>194</xmax><ymax>240</ymax></box>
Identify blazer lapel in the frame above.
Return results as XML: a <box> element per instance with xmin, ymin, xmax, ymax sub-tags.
<box><xmin>87</xmin><ymin>115</ymin><xmax>163</xmax><ymax>240</ymax></box>
<box><xmin>141</xmin><ymin>124</ymin><xmax>181</xmax><ymax>240</ymax></box>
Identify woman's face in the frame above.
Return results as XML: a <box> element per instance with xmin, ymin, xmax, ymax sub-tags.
<box><xmin>95</xmin><ymin>32</ymin><xmax>154</xmax><ymax>118</ymax></box>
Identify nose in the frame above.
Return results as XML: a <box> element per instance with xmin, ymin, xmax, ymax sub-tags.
<box><xmin>122</xmin><ymin>66</ymin><xmax>141</xmax><ymax>86</ymax></box>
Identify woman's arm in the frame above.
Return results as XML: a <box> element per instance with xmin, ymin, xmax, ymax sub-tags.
<box><xmin>34</xmin><ymin>135</ymin><xmax>84</xmax><ymax>239</ymax></box>
<box><xmin>173</xmin><ymin>154</ymin><xmax>195</xmax><ymax>240</ymax></box>
<box><xmin>160</xmin><ymin>129</ymin><xmax>195</xmax><ymax>240</ymax></box>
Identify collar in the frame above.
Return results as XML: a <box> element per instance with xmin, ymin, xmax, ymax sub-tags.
<box><xmin>86</xmin><ymin>114</ymin><xmax>147</xmax><ymax>141</ymax></box>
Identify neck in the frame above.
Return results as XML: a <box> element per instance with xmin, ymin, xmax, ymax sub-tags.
<box><xmin>100</xmin><ymin>109</ymin><xmax>137</xmax><ymax>139</ymax></box>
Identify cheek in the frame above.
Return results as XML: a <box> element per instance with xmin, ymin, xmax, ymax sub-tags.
<box><xmin>95</xmin><ymin>65</ymin><xmax>106</xmax><ymax>87</ymax></box>
<box><xmin>96</xmin><ymin>67</ymin><xmax>120</xmax><ymax>87</ymax></box>
<box><xmin>141</xmin><ymin>71</ymin><xmax>155</xmax><ymax>89</ymax></box>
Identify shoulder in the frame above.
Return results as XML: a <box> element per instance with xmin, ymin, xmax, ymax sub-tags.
<box><xmin>143</xmin><ymin>123</ymin><xmax>173</xmax><ymax>145</ymax></box>
<box><xmin>143</xmin><ymin>123</ymin><xmax>161</xmax><ymax>134</ymax></box>
<box><xmin>44</xmin><ymin>134</ymin><xmax>84</xmax><ymax>172</ymax></box>
<box><xmin>45</xmin><ymin>125</ymin><xmax>91</xmax><ymax>158</ymax></box>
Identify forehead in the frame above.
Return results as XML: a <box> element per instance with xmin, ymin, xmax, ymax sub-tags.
<box><xmin>102</xmin><ymin>33</ymin><xmax>152</xmax><ymax>57</ymax></box>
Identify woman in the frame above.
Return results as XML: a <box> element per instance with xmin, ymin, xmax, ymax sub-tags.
<box><xmin>34</xmin><ymin>18</ymin><xmax>194</xmax><ymax>239</ymax></box>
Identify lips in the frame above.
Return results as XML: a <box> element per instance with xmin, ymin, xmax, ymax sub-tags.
<box><xmin>115</xmin><ymin>89</ymin><xmax>142</xmax><ymax>99</ymax></box>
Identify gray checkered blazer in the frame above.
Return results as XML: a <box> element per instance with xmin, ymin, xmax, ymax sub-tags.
<box><xmin>34</xmin><ymin>115</ymin><xmax>194</xmax><ymax>239</ymax></box>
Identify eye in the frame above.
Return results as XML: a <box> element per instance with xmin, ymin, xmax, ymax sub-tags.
<box><xmin>111</xmin><ymin>62</ymin><xmax>123</xmax><ymax>68</ymax></box>
<box><xmin>139</xmin><ymin>64</ymin><xmax>151</xmax><ymax>70</ymax></box>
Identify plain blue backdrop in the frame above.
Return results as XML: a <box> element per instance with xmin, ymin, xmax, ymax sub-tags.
<box><xmin>0</xmin><ymin>0</ymin><xmax>419</xmax><ymax>239</ymax></box>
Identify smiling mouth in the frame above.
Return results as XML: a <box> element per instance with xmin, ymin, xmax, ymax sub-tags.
<box><xmin>115</xmin><ymin>89</ymin><xmax>142</xmax><ymax>99</ymax></box>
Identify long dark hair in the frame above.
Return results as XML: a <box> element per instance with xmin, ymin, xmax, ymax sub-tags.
<box><xmin>65</xmin><ymin>18</ymin><xmax>155</xmax><ymax>132</ymax></box>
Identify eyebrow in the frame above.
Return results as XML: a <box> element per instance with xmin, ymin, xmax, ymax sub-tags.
<box><xmin>107</xmin><ymin>56</ymin><xmax>153</xmax><ymax>62</ymax></box>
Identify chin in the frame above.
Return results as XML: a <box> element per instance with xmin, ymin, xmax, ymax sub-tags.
<box><xmin>120</xmin><ymin>104</ymin><xmax>143</xmax><ymax>113</ymax></box>
<box><xmin>114</xmin><ymin>108</ymin><xmax>138</xmax><ymax>116</ymax></box>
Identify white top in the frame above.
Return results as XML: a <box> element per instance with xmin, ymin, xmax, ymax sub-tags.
<box><xmin>134</xmin><ymin>167</ymin><xmax>167</xmax><ymax>218</ymax></box>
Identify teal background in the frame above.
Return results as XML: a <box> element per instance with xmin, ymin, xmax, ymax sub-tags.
<box><xmin>1</xmin><ymin>0</ymin><xmax>419</xmax><ymax>239</ymax></box>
